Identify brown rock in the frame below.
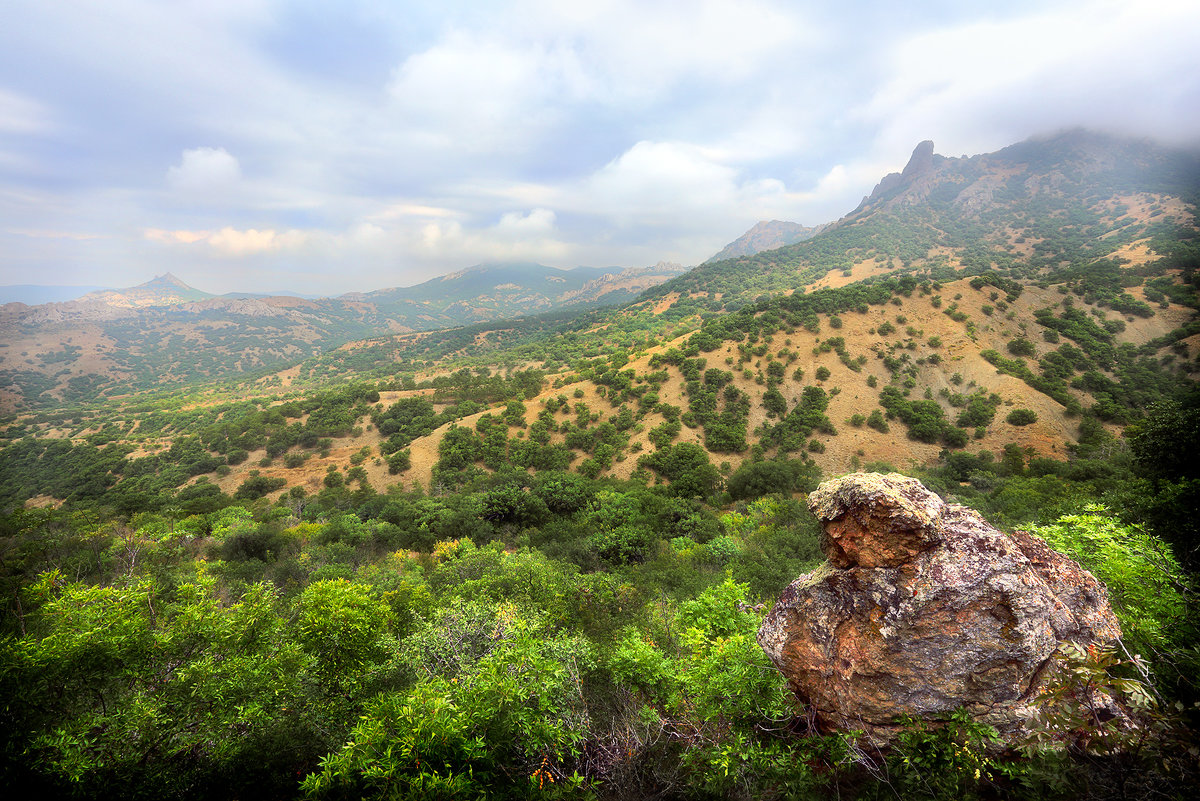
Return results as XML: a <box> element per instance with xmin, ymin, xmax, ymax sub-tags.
<box><xmin>757</xmin><ymin>473</ymin><xmax>1121</xmax><ymax>744</ymax></box>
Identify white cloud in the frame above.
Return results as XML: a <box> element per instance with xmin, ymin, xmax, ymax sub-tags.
<box><xmin>495</xmin><ymin>208</ymin><xmax>556</xmax><ymax>236</ymax></box>
<box><xmin>166</xmin><ymin>147</ymin><xmax>242</xmax><ymax>194</ymax></box>
<box><xmin>387</xmin><ymin>32</ymin><xmax>580</xmax><ymax>155</ymax></box>
<box><xmin>144</xmin><ymin>225</ymin><xmax>307</xmax><ymax>256</ymax></box>
<box><xmin>858</xmin><ymin>0</ymin><xmax>1200</xmax><ymax>158</ymax></box>
<box><xmin>510</xmin><ymin>0</ymin><xmax>808</xmax><ymax>99</ymax></box>
<box><xmin>144</xmin><ymin>228</ymin><xmax>209</xmax><ymax>244</ymax></box>
<box><xmin>585</xmin><ymin>141</ymin><xmax>739</xmax><ymax>222</ymax></box>
<box><xmin>407</xmin><ymin>207</ymin><xmax>569</xmax><ymax>268</ymax></box>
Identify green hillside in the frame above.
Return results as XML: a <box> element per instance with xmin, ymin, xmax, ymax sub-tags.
<box><xmin>1</xmin><ymin>131</ymin><xmax>1198</xmax><ymax>799</ymax></box>
<box><xmin>0</xmin><ymin>262</ymin><xmax>682</xmax><ymax>409</ymax></box>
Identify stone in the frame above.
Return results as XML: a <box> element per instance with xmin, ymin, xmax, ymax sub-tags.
<box><xmin>757</xmin><ymin>473</ymin><xmax>1121</xmax><ymax>744</ymax></box>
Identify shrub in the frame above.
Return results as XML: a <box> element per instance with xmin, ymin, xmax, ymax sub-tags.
<box><xmin>1007</xmin><ymin>338</ymin><xmax>1037</xmax><ymax>357</ymax></box>
<box><xmin>1006</xmin><ymin>409</ymin><xmax>1038</xmax><ymax>426</ymax></box>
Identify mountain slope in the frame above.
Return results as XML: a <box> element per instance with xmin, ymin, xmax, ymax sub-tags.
<box><xmin>80</xmin><ymin>272</ymin><xmax>214</xmax><ymax>308</ymax></box>
<box><xmin>0</xmin><ymin>262</ymin><xmax>682</xmax><ymax>410</ymax></box>
<box><xmin>706</xmin><ymin>220</ymin><xmax>830</xmax><ymax>262</ymax></box>
<box><xmin>2</xmin><ymin>130</ymin><xmax>1198</xmax><ymax>514</ymax></box>
<box><xmin>647</xmin><ymin>130</ymin><xmax>1200</xmax><ymax>306</ymax></box>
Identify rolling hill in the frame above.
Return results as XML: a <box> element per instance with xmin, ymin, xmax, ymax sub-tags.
<box><xmin>1</xmin><ymin>129</ymin><xmax>1197</xmax><ymax>518</ymax></box>
<box><xmin>0</xmin><ymin>262</ymin><xmax>684</xmax><ymax>411</ymax></box>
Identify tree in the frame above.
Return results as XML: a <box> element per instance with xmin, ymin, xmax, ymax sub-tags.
<box><xmin>726</xmin><ymin>458</ymin><xmax>821</xmax><ymax>501</ymax></box>
<box><xmin>1006</xmin><ymin>408</ymin><xmax>1038</xmax><ymax>426</ymax></box>
<box><xmin>297</xmin><ymin>579</ymin><xmax>393</xmax><ymax>684</ymax></box>
<box><xmin>638</xmin><ymin>442</ymin><xmax>722</xmax><ymax>498</ymax></box>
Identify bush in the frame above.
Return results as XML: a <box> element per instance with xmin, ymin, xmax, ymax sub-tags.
<box><xmin>386</xmin><ymin>448</ymin><xmax>411</xmax><ymax>474</ymax></box>
<box><xmin>1007</xmin><ymin>338</ymin><xmax>1037</xmax><ymax>357</ymax></box>
<box><xmin>1006</xmin><ymin>408</ymin><xmax>1038</xmax><ymax>426</ymax></box>
<box><xmin>726</xmin><ymin>458</ymin><xmax>821</xmax><ymax>501</ymax></box>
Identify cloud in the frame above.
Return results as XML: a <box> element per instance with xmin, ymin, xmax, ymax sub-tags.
<box><xmin>510</xmin><ymin>0</ymin><xmax>808</xmax><ymax>99</ymax></box>
<box><xmin>143</xmin><ymin>228</ymin><xmax>209</xmax><ymax>245</ymax></box>
<box><xmin>495</xmin><ymin>208</ymin><xmax>556</xmax><ymax>236</ymax></box>
<box><xmin>166</xmin><ymin>146</ymin><xmax>242</xmax><ymax>194</ymax></box>
<box><xmin>386</xmin><ymin>32</ymin><xmax>578</xmax><ymax>156</ymax></box>
<box><xmin>584</xmin><ymin>141</ymin><xmax>739</xmax><ymax>222</ymax></box>
<box><xmin>144</xmin><ymin>225</ymin><xmax>307</xmax><ymax>256</ymax></box>
<box><xmin>858</xmin><ymin>0</ymin><xmax>1200</xmax><ymax>157</ymax></box>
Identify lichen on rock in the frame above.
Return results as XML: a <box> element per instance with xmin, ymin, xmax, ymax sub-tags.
<box><xmin>757</xmin><ymin>472</ymin><xmax>1122</xmax><ymax>745</ymax></box>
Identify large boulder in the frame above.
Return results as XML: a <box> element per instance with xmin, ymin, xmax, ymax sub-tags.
<box><xmin>757</xmin><ymin>473</ymin><xmax>1121</xmax><ymax>744</ymax></box>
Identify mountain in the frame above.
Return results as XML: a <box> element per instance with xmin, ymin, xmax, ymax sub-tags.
<box><xmin>351</xmin><ymin>261</ymin><xmax>684</xmax><ymax>320</ymax></box>
<box><xmin>706</xmin><ymin>220</ymin><xmax>830</xmax><ymax>262</ymax></box>
<box><xmin>80</xmin><ymin>272</ymin><xmax>214</xmax><ymax>308</ymax></box>
<box><xmin>0</xmin><ymin>261</ymin><xmax>683</xmax><ymax>410</ymax></box>
<box><xmin>649</xmin><ymin>129</ymin><xmax>1200</xmax><ymax>306</ymax></box>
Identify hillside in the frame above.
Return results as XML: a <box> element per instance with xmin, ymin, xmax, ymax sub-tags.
<box><xmin>706</xmin><ymin>220</ymin><xmax>830</xmax><ymax>262</ymax></box>
<box><xmin>0</xmin><ymin>262</ymin><xmax>683</xmax><ymax>410</ymax></box>
<box><xmin>3</xmin><ymin>130</ymin><xmax>1197</xmax><ymax>522</ymax></box>
<box><xmin>3</xmin><ymin>130</ymin><xmax>1199</xmax><ymax>800</ymax></box>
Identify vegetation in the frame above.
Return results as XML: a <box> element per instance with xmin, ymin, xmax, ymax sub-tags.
<box><xmin>2</xmin><ymin>131</ymin><xmax>1199</xmax><ymax>798</ymax></box>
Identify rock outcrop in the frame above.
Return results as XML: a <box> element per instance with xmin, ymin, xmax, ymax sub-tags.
<box><xmin>758</xmin><ymin>472</ymin><xmax>1121</xmax><ymax>744</ymax></box>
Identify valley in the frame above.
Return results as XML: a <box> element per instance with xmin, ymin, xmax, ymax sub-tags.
<box><xmin>2</xmin><ymin>130</ymin><xmax>1198</xmax><ymax>800</ymax></box>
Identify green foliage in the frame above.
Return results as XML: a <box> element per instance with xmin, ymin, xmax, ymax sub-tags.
<box><xmin>5</xmin><ymin>575</ymin><xmax>315</xmax><ymax>798</ymax></box>
<box><xmin>1018</xmin><ymin>640</ymin><xmax>1199</xmax><ymax>796</ymax></box>
<box><xmin>1007</xmin><ymin>408</ymin><xmax>1039</xmax><ymax>426</ymax></box>
<box><xmin>637</xmin><ymin>442</ymin><xmax>721</xmax><ymax>498</ymax></box>
<box><xmin>726</xmin><ymin>457</ymin><xmax>821</xmax><ymax>501</ymax></box>
<box><xmin>879</xmin><ymin>386</ymin><xmax>967</xmax><ymax>447</ymax></box>
<box><xmin>1029</xmin><ymin>508</ymin><xmax>1191</xmax><ymax>659</ymax></box>
<box><xmin>303</xmin><ymin>602</ymin><xmax>591</xmax><ymax>800</ymax></box>
<box><xmin>887</xmin><ymin>709</ymin><xmax>1003</xmax><ymax>801</ymax></box>
<box><xmin>297</xmin><ymin>578</ymin><xmax>393</xmax><ymax>683</ymax></box>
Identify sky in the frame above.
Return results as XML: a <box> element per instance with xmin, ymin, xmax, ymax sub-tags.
<box><xmin>1</xmin><ymin>0</ymin><xmax>1198</xmax><ymax>297</ymax></box>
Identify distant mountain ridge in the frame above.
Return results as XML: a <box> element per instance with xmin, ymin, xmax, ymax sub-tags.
<box><xmin>0</xmin><ymin>261</ymin><xmax>684</xmax><ymax>408</ymax></box>
<box><xmin>79</xmin><ymin>272</ymin><xmax>214</xmax><ymax>308</ymax></box>
<box><xmin>706</xmin><ymin>220</ymin><xmax>830</xmax><ymax>262</ymax></box>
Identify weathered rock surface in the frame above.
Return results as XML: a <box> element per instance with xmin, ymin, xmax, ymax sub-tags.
<box><xmin>758</xmin><ymin>472</ymin><xmax>1121</xmax><ymax>744</ymax></box>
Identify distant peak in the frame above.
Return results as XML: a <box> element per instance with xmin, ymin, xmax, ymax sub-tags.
<box><xmin>137</xmin><ymin>272</ymin><xmax>191</xmax><ymax>289</ymax></box>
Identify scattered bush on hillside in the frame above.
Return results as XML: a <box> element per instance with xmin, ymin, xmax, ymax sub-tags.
<box><xmin>1007</xmin><ymin>409</ymin><xmax>1038</xmax><ymax>426</ymax></box>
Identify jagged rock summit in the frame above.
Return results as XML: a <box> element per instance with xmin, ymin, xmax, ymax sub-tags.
<box><xmin>758</xmin><ymin>473</ymin><xmax>1122</xmax><ymax>745</ymax></box>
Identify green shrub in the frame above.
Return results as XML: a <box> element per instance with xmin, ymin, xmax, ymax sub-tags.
<box><xmin>1007</xmin><ymin>408</ymin><xmax>1038</xmax><ymax>426</ymax></box>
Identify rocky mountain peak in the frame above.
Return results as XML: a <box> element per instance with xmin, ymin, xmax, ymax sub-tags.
<box><xmin>854</xmin><ymin>139</ymin><xmax>942</xmax><ymax>210</ymax></box>
<box><xmin>144</xmin><ymin>272</ymin><xmax>189</xmax><ymax>288</ymax></box>
<box><xmin>706</xmin><ymin>219</ymin><xmax>830</xmax><ymax>262</ymax></box>
<box><xmin>900</xmin><ymin>139</ymin><xmax>936</xmax><ymax>179</ymax></box>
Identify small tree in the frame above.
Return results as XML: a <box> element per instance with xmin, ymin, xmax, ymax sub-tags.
<box><xmin>1006</xmin><ymin>408</ymin><xmax>1038</xmax><ymax>426</ymax></box>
